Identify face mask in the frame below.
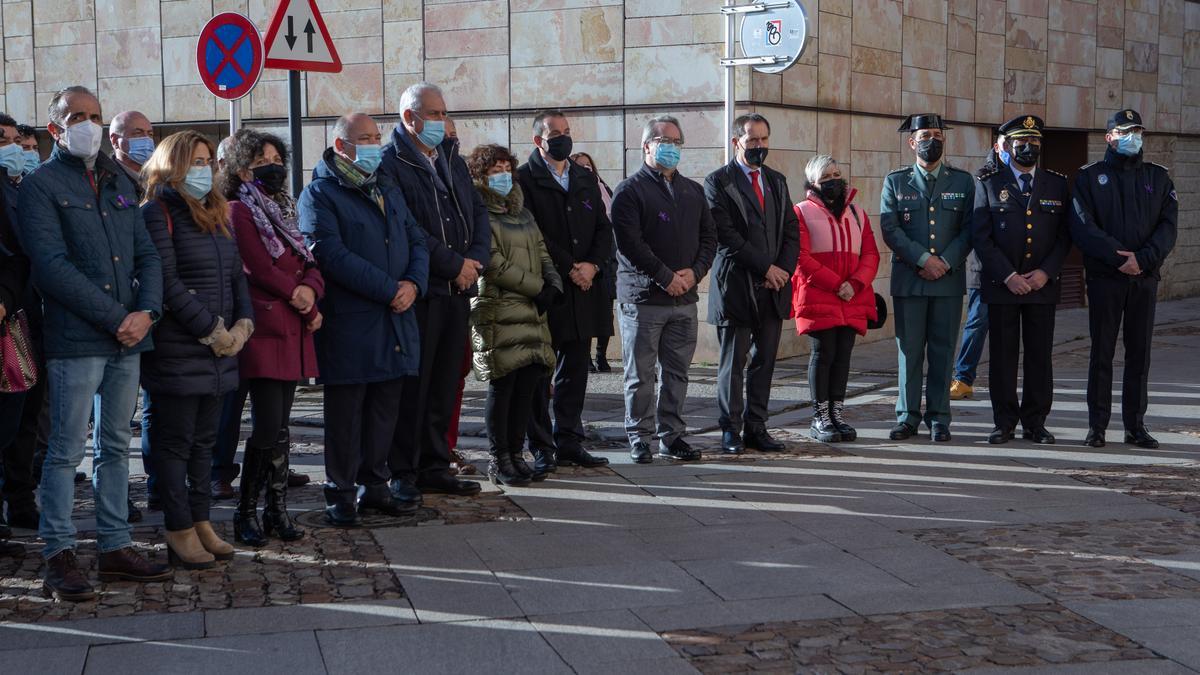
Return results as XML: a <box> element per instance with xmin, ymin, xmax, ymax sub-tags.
<box><xmin>351</xmin><ymin>143</ymin><xmax>382</xmax><ymax>174</ymax></box>
<box><xmin>0</xmin><ymin>144</ymin><xmax>24</xmax><ymax>176</ymax></box>
<box><xmin>415</xmin><ymin>118</ymin><xmax>445</xmax><ymax>148</ymax></box>
<box><xmin>818</xmin><ymin>178</ymin><xmax>846</xmax><ymax>205</ymax></box>
<box><xmin>997</xmin><ymin>146</ymin><xmax>1011</xmax><ymax>166</ymax></box>
<box><xmin>22</xmin><ymin>149</ymin><xmax>40</xmax><ymax>174</ymax></box>
<box><xmin>1115</xmin><ymin>132</ymin><xmax>1143</xmax><ymax>156</ymax></box>
<box><xmin>1012</xmin><ymin>142</ymin><xmax>1040</xmax><ymax>167</ymax></box>
<box><xmin>543</xmin><ymin>135</ymin><xmax>573</xmax><ymax>162</ymax></box>
<box><xmin>440</xmin><ymin>135</ymin><xmax>460</xmax><ymax>158</ymax></box>
<box><xmin>915</xmin><ymin>138</ymin><xmax>943</xmax><ymax>163</ymax></box>
<box><xmin>488</xmin><ymin>172</ymin><xmax>513</xmax><ymax>196</ymax></box>
<box><xmin>182</xmin><ymin>166</ymin><xmax>212</xmax><ymax>200</ymax></box>
<box><xmin>743</xmin><ymin>146</ymin><xmax>768</xmax><ymax>167</ymax></box>
<box><xmin>62</xmin><ymin>120</ymin><xmax>103</xmax><ymax>162</ymax></box>
<box><xmin>652</xmin><ymin>142</ymin><xmax>680</xmax><ymax>170</ymax></box>
<box><xmin>252</xmin><ymin>163</ymin><xmax>288</xmax><ymax>195</ymax></box>
<box><xmin>125</xmin><ymin>136</ymin><xmax>154</xmax><ymax>165</ymax></box>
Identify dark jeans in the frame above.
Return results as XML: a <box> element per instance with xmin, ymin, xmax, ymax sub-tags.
<box><xmin>526</xmin><ymin>340</ymin><xmax>591</xmax><ymax>450</ymax></box>
<box><xmin>1086</xmin><ymin>275</ymin><xmax>1158</xmax><ymax>432</ymax></box>
<box><xmin>325</xmin><ymin>378</ymin><xmax>404</xmax><ymax>507</ymax></box>
<box><xmin>391</xmin><ymin>295</ymin><xmax>470</xmax><ymax>483</ymax></box>
<box><xmin>0</xmin><ymin>377</ymin><xmax>39</xmax><ymax>514</ymax></box>
<box><xmin>246</xmin><ymin>379</ymin><xmax>297</xmax><ymax>451</ymax></box>
<box><xmin>954</xmin><ymin>288</ymin><xmax>989</xmax><ymax>385</ymax></box>
<box><xmin>485</xmin><ymin>365</ymin><xmax>543</xmax><ymax>455</ymax></box>
<box><xmin>212</xmin><ymin>386</ymin><xmax>249</xmax><ymax>482</ymax></box>
<box><xmin>808</xmin><ymin>326</ymin><xmax>857</xmax><ymax>402</ymax></box>
<box><xmin>147</xmin><ymin>393</ymin><xmax>220</xmax><ymax>531</ymax></box>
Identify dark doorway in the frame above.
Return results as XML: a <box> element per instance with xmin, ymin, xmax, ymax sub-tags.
<box><xmin>1040</xmin><ymin>129</ymin><xmax>1089</xmax><ymax>308</ymax></box>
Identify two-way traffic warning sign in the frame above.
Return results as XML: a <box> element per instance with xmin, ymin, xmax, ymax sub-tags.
<box><xmin>262</xmin><ymin>0</ymin><xmax>342</xmax><ymax>72</ymax></box>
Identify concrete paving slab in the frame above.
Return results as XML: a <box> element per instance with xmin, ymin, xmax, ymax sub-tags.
<box><xmin>828</xmin><ymin>580</ymin><xmax>1047</xmax><ymax>614</ymax></box>
<box><xmin>961</xmin><ymin>659</ymin><xmax>1194</xmax><ymax>674</ymax></box>
<box><xmin>317</xmin><ymin>620</ymin><xmax>572</xmax><ymax>675</ymax></box>
<box><xmin>0</xmin><ymin>611</ymin><xmax>205</xmax><ymax>651</ymax></box>
<box><xmin>851</xmin><ymin>542</ymin><xmax>1013</xmax><ymax>586</ymax></box>
<box><xmin>203</xmin><ymin>600</ymin><xmax>418</xmax><ymax>637</ymax></box>
<box><xmin>83</xmin><ymin>630</ymin><xmax>326</xmax><ymax>675</ymax></box>
<box><xmin>1065</xmin><ymin>599</ymin><xmax>1200</xmax><ymax>631</ymax></box>
<box><xmin>0</xmin><ymin>645</ymin><xmax>87</xmax><ymax>675</ymax></box>
<box><xmin>629</xmin><ymin>522</ymin><xmax>815</xmax><ymax>562</ymax></box>
<box><xmin>1093</xmin><ymin>626</ymin><xmax>1200</xmax><ymax>670</ymax></box>
<box><xmin>528</xmin><ymin>608</ymin><xmax>679</xmax><ymax>665</ymax></box>
<box><xmin>632</xmin><ymin>593</ymin><xmax>855</xmax><ymax>632</ymax></box>
<box><xmin>397</xmin><ymin>571</ymin><xmax>526</xmax><ymax>623</ymax></box>
<box><xmin>571</xmin><ymin>657</ymin><xmax>702</xmax><ymax>674</ymax></box>
<box><xmin>497</xmin><ymin>560</ymin><xmax>721</xmax><ymax>616</ymax></box>
<box><xmin>1144</xmin><ymin>551</ymin><xmax>1200</xmax><ymax>582</ymax></box>
<box><xmin>467</xmin><ymin>530</ymin><xmax>668</xmax><ymax>571</ymax></box>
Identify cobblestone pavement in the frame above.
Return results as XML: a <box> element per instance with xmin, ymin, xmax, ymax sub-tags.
<box><xmin>1061</xmin><ymin>464</ymin><xmax>1200</xmax><ymax>516</ymax></box>
<box><xmin>663</xmin><ymin>604</ymin><xmax>1159</xmax><ymax>673</ymax></box>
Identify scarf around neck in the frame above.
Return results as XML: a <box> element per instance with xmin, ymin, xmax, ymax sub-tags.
<box><xmin>237</xmin><ymin>181</ymin><xmax>312</xmax><ymax>262</ymax></box>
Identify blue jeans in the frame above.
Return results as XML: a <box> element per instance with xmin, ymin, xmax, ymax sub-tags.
<box><xmin>139</xmin><ymin>388</ymin><xmax>156</xmax><ymax>500</ymax></box>
<box><xmin>954</xmin><ymin>289</ymin><xmax>989</xmax><ymax>385</ymax></box>
<box><xmin>39</xmin><ymin>354</ymin><xmax>140</xmax><ymax>558</ymax></box>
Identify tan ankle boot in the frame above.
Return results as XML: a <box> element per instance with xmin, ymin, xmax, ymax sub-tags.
<box><xmin>194</xmin><ymin>521</ymin><xmax>235</xmax><ymax>560</ymax></box>
<box><xmin>164</xmin><ymin>528</ymin><xmax>216</xmax><ymax>570</ymax></box>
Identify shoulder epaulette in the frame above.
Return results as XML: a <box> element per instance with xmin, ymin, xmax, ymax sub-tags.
<box><xmin>887</xmin><ymin>167</ymin><xmax>912</xmax><ymax>176</ymax></box>
<box><xmin>1079</xmin><ymin>160</ymin><xmax>1102</xmax><ymax>171</ymax></box>
<box><xmin>1044</xmin><ymin>168</ymin><xmax>1068</xmax><ymax>180</ymax></box>
<box><xmin>1147</xmin><ymin>162</ymin><xmax>1169</xmax><ymax>173</ymax></box>
<box><xmin>945</xmin><ymin>165</ymin><xmax>971</xmax><ymax>175</ymax></box>
<box><xmin>976</xmin><ymin>169</ymin><xmax>1000</xmax><ymax>180</ymax></box>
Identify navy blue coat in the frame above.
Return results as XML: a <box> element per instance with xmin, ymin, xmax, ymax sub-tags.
<box><xmin>140</xmin><ymin>189</ymin><xmax>252</xmax><ymax>397</ymax></box>
<box><xmin>378</xmin><ymin>127</ymin><xmax>489</xmax><ymax>298</ymax></box>
<box><xmin>299</xmin><ymin>152</ymin><xmax>430</xmax><ymax>385</ymax></box>
<box><xmin>17</xmin><ymin>146</ymin><xmax>162</xmax><ymax>359</ymax></box>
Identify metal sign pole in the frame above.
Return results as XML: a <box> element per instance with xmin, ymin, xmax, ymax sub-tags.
<box><xmin>288</xmin><ymin>70</ymin><xmax>303</xmax><ymax>197</ymax></box>
<box><xmin>230</xmin><ymin>98</ymin><xmax>241</xmax><ymax>136</ymax></box>
<box><xmin>724</xmin><ymin>0</ymin><xmax>736</xmax><ymax>164</ymax></box>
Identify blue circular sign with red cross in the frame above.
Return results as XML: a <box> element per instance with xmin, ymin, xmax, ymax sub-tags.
<box><xmin>196</xmin><ymin>13</ymin><xmax>264</xmax><ymax>101</ymax></box>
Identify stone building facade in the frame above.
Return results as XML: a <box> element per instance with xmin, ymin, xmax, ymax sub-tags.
<box><xmin>3</xmin><ymin>0</ymin><xmax>1196</xmax><ymax>360</ymax></box>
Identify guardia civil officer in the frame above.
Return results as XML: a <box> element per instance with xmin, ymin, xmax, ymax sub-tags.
<box><xmin>879</xmin><ymin>114</ymin><xmax>975</xmax><ymax>442</ymax></box>
<box><xmin>1070</xmin><ymin>109</ymin><xmax>1177</xmax><ymax>449</ymax></box>
<box><xmin>972</xmin><ymin>115</ymin><xmax>1071</xmax><ymax>445</ymax></box>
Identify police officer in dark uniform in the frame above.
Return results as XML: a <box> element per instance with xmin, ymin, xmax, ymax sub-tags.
<box><xmin>1070</xmin><ymin>109</ymin><xmax>1177</xmax><ymax>449</ymax></box>
<box><xmin>973</xmin><ymin>115</ymin><xmax>1072</xmax><ymax>445</ymax></box>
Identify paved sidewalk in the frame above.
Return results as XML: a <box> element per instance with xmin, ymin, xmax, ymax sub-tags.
<box><xmin>1</xmin><ymin>298</ymin><xmax>1199</xmax><ymax>674</ymax></box>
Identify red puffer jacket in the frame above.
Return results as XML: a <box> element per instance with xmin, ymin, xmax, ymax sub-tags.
<box><xmin>791</xmin><ymin>189</ymin><xmax>880</xmax><ymax>335</ymax></box>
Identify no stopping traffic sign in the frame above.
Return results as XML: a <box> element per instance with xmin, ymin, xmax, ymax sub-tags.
<box><xmin>197</xmin><ymin>12</ymin><xmax>264</xmax><ymax>100</ymax></box>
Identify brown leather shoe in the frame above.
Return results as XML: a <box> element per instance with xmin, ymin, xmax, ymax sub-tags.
<box><xmin>286</xmin><ymin>469</ymin><xmax>311</xmax><ymax>488</ymax></box>
<box><xmin>211</xmin><ymin>479</ymin><xmax>237</xmax><ymax>500</ymax></box>
<box><xmin>43</xmin><ymin>549</ymin><xmax>95</xmax><ymax>602</ymax></box>
<box><xmin>98</xmin><ymin>546</ymin><xmax>172</xmax><ymax>582</ymax></box>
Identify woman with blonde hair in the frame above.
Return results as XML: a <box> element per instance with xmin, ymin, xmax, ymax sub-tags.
<box><xmin>140</xmin><ymin>130</ymin><xmax>253</xmax><ymax>568</ymax></box>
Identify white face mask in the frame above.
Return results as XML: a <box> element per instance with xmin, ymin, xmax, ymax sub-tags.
<box><xmin>61</xmin><ymin>120</ymin><xmax>103</xmax><ymax>162</ymax></box>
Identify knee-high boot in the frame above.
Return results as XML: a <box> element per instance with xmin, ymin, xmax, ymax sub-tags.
<box><xmin>233</xmin><ymin>443</ymin><xmax>269</xmax><ymax>547</ymax></box>
<box><xmin>262</xmin><ymin>430</ymin><xmax>304</xmax><ymax>541</ymax></box>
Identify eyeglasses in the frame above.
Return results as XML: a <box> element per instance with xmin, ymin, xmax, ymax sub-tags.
<box><xmin>191</xmin><ymin>158</ymin><xmax>215</xmax><ymax>168</ymax></box>
<box><xmin>650</xmin><ymin>137</ymin><xmax>684</xmax><ymax>147</ymax></box>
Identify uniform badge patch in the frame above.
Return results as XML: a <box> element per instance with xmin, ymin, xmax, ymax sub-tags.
<box><xmin>1098</xmin><ymin>174</ymin><xmax>1109</xmax><ymax>186</ymax></box>
<box><xmin>903</xmin><ymin>212</ymin><xmax>911</xmax><ymax>222</ymax></box>
<box><xmin>1170</xmin><ymin>190</ymin><xmax>1178</xmax><ymax>201</ymax></box>
<box><xmin>1039</xmin><ymin>199</ymin><xmax>1062</xmax><ymax>207</ymax></box>
<box><xmin>999</xmin><ymin>189</ymin><xmax>1009</xmax><ymax>202</ymax></box>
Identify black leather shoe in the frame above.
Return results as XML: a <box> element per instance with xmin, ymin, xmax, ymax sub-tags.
<box><xmin>721</xmin><ymin>430</ymin><xmax>744</xmax><ymax>455</ymax></box>
<box><xmin>531</xmin><ymin>447</ymin><xmax>558</xmax><ymax>474</ymax></box>
<box><xmin>1084</xmin><ymin>429</ymin><xmax>1106</xmax><ymax>447</ymax></box>
<box><xmin>988</xmin><ymin>427</ymin><xmax>1014</xmax><ymax>444</ymax></box>
<box><xmin>743</xmin><ymin>428</ymin><xmax>785</xmax><ymax>452</ymax></box>
<box><xmin>1124</xmin><ymin>428</ymin><xmax>1159</xmax><ymax>449</ymax></box>
<box><xmin>930</xmin><ymin>423</ymin><xmax>952</xmax><ymax>443</ymax></box>
<box><xmin>889</xmin><ymin>422</ymin><xmax>917</xmax><ymax>441</ymax></box>
<box><xmin>659</xmin><ymin>438</ymin><xmax>701</xmax><ymax>461</ymax></box>
<box><xmin>324</xmin><ymin>502</ymin><xmax>359</xmax><ymax>527</ymax></box>
<box><xmin>1023</xmin><ymin>427</ymin><xmax>1056</xmax><ymax>444</ymax></box>
<box><xmin>389</xmin><ymin>478</ymin><xmax>424</xmax><ymax>506</ymax></box>
<box><xmin>358</xmin><ymin>493</ymin><xmax>419</xmax><ymax>517</ymax></box>
<box><xmin>630</xmin><ymin>442</ymin><xmax>653</xmax><ymax>464</ymax></box>
<box><xmin>557</xmin><ymin>446</ymin><xmax>610</xmax><ymax>468</ymax></box>
<box><xmin>595</xmin><ymin>355</ymin><xmax>611</xmax><ymax>373</ymax></box>
<box><xmin>418</xmin><ymin>472</ymin><xmax>482</xmax><ymax>496</ymax></box>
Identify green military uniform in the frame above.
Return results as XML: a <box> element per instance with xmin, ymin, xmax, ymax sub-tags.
<box><xmin>879</xmin><ymin>114</ymin><xmax>975</xmax><ymax>433</ymax></box>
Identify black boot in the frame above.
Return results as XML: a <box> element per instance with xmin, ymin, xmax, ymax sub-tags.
<box><xmin>531</xmin><ymin>446</ymin><xmax>558</xmax><ymax>474</ymax></box>
<box><xmin>809</xmin><ymin>401</ymin><xmax>842</xmax><ymax>443</ymax></box>
<box><xmin>510</xmin><ymin>452</ymin><xmax>547</xmax><ymax>482</ymax></box>
<box><xmin>488</xmin><ymin>449</ymin><xmax>531</xmax><ymax>487</ymax></box>
<box><xmin>829</xmin><ymin>400</ymin><xmax>856</xmax><ymax>441</ymax></box>
<box><xmin>262</xmin><ymin>431</ymin><xmax>304</xmax><ymax>542</ymax></box>
<box><xmin>233</xmin><ymin>443</ymin><xmax>269</xmax><ymax>547</ymax></box>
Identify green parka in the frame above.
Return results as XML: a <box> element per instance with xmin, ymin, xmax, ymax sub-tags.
<box><xmin>470</xmin><ymin>182</ymin><xmax>562</xmax><ymax>382</ymax></box>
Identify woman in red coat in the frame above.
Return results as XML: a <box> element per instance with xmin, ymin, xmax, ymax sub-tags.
<box><xmin>221</xmin><ymin>129</ymin><xmax>324</xmax><ymax>547</ymax></box>
<box><xmin>792</xmin><ymin>155</ymin><xmax>880</xmax><ymax>443</ymax></box>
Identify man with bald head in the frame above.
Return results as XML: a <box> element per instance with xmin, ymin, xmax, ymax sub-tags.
<box><xmin>18</xmin><ymin>86</ymin><xmax>168</xmax><ymax>599</ymax></box>
<box><xmin>108</xmin><ymin>110</ymin><xmax>153</xmax><ymax>199</ymax></box>
<box><xmin>300</xmin><ymin>112</ymin><xmax>430</xmax><ymax>526</ymax></box>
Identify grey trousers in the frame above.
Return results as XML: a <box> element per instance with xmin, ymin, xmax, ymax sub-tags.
<box><xmin>619</xmin><ymin>302</ymin><xmax>698</xmax><ymax>447</ymax></box>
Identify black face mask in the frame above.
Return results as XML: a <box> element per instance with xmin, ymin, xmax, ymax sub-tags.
<box><xmin>1012</xmin><ymin>143</ymin><xmax>1040</xmax><ymax>167</ymax></box>
<box><xmin>252</xmin><ymin>164</ymin><xmax>288</xmax><ymax>195</ymax></box>
<box><xmin>743</xmin><ymin>147</ymin><xmax>769</xmax><ymax>167</ymax></box>
<box><xmin>818</xmin><ymin>178</ymin><xmax>847</xmax><ymax>206</ymax></box>
<box><xmin>915</xmin><ymin>138</ymin><xmax>944</xmax><ymax>163</ymax></box>
<box><xmin>441</xmin><ymin>136</ymin><xmax>460</xmax><ymax>158</ymax></box>
<box><xmin>543</xmin><ymin>135</ymin><xmax>573</xmax><ymax>162</ymax></box>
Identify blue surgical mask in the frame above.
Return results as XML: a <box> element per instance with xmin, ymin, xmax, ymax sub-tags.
<box><xmin>0</xmin><ymin>144</ymin><xmax>24</xmax><ymax>176</ymax></box>
<box><xmin>416</xmin><ymin>118</ymin><xmax>445</xmax><ymax>149</ymax></box>
<box><xmin>22</xmin><ymin>149</ymin><xmax>40</xmax><ymax>174</ymax></box>
<box><xmin>488</xmin><ymin>172</ymin><xmax>513</xmax><ymax>196</ymax></box>
<box><xmin>126</xmin><ymin>136</ymin><xmax>154</xmax><ymax>165</ymax></box>
<box><xmin>997</xmin><ymin>146</ymin><xmax>1011</xmax><ymax>166</ymax></box>
<box><xmin>653</xmin><ymin>142</ymin><xmax>680</xmax><ymax>170</ymax></box>
<box><xmin>182</xmin><ymin>166</ymin><xmax>212</xmax><ymax>200</ymax></box>
<box><xmin>352</xmin><ymin>143</ymin><xmax>382</xmax><ymax>174</ymax></box>
<box><xmin>1115</xmin><ymin>132</ymin><xmax>1143</xmax><ymax>156</ymax></box>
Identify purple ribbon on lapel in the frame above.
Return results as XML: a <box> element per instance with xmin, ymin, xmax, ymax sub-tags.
<box><xmin>582</xmin><ymin>199</ymin><xmax>593</xmax><ymax>211</ymax></box>
<box><xmin>658</xmin><ymin>211</ymin><xmax>670</xmax><ymax>222</ymax></box>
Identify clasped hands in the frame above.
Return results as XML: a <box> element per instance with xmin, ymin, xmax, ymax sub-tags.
<box><xmin>455</xmin><ymin>258</ymin><xmax>484</xmax><ymax>291</ymax></box>
<box><xmin>569</xmin><ymin>262</ymin><xmax>598</xmax><ymax>291</ymax></box>
<box><xmin>1005</xmin><ymin>269</ymin><xmax>1050</xmax><ymax>295</ymax></box>
<box><xmin>917</xmin><ymin>255</ymin><xmax>950</xmax><ymax>281</ymax></box>
<box><xmin>665</xmin><ymin>268</ymin><xmax>697</xmax><ymax>297</ymax></box>
<box><xmin>391</xmin><ymin>280</ymin><xmax>418</xmax><ymax>313</ymax></box>
<box><xmin>203</xmin><ymin>316</ymin><xmax>255</xmax><ymax>357</ymax></box>
<box><xmin>1116</xmin><ymin>250</ymin><xmax>1142</xmax><ymax>276</ymax></box>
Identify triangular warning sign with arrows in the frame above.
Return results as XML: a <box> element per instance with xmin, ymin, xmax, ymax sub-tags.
<box><xmin>262</xmin><ymin>0</ymin><xmax>342</xmax><ymax>73</ymax></box>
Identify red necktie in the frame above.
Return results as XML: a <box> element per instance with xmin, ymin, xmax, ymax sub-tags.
<box><xmin>749</xmin><ymin>170</ymin><xmax>764</xmax><ymax>210</ymax></box>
